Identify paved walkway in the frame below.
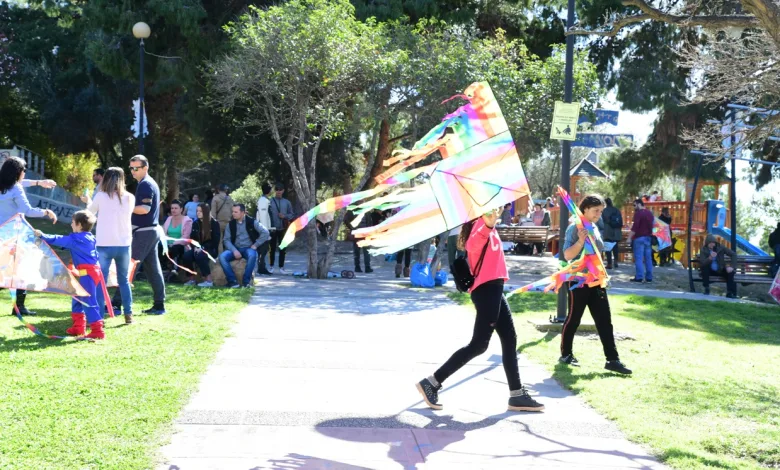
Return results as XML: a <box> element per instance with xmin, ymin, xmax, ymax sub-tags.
<box><xmin>158</xmin><ymin>256</ymin><xmax>665</xmax><ymax>469</ymax></box>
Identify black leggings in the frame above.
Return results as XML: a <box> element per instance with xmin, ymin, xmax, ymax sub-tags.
<box><xmin>395</xmin><ymin>248</ymin><xmax>411</xmax><ymax>268</ymax></box>
<box><xmin>434</xmin><ymin>281</ymin><xmax>522</xmax><ymax>391</ymax></box>
<box><xmin>560</xmin><ymin>285</ymin><xmax>619</xmax><ymax>361</ymax></box>
<box><xmin>269</xmin><ymin>231</ymin><xmax>286</xmax><ymax>268</ymax></box>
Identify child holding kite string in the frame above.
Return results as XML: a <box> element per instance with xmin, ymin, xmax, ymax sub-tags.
<box><xmin>34</xmin><ymin>210</ymin><xmax>108</xmax><ymax>340</ymax></box>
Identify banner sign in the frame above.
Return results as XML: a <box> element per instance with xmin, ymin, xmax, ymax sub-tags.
<box><xmin>572</xmin><ymin>133</ymin><xmax>634</xmax><ymax>148</ymax></box>
<box><xmin>578</xmin><ymin>109</ymin><xmax>619</xmax><ymax>127</ymax></box>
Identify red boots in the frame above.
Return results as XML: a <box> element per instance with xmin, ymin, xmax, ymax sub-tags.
<box><xmin>66</xmin><ymin>313</ymin><xmax>104</xmax><ymax>339</ymax></box>
<box><xmin>66</xmin><ymin>313</ymin><xmax>86</xmax><ymax>336</ymax></box>
<box><xmin>85</xmin><ymin>320</ymin><xmax>105</xmax><ymax>340</ymax></box>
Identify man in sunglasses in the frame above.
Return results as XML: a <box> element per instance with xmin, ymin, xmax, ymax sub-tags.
<box><xmin>112</xmin><ymin>155</ymin><xmax>166</xmax><ymax>315</ymax></box>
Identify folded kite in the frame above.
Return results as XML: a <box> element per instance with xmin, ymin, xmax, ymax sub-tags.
<box><xmin>279</xmin><ymin>82</ymin><xmax>530</xmax><ymax>255</ymax></box>
<box><xmin>652</xmin><ymin>217</ymin><xmax>672</xmax><ymax>251</ymax></box>
<box><xmin>508</xmin><ymin>186</ymin><xmax>609</xmax><ymax>295</ymax></box>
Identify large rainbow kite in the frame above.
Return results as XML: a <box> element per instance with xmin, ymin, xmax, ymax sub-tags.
<box><xmin>508</xmin><ymin>186</ymin><xmax>609</xmax><ymax>294</ymax></box>
<box><xmin>279</xmin><ymin>82</ymin><xmax>531</xmax><ymax>255</ymax></box>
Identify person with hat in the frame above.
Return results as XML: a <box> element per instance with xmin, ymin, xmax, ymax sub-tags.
<box><xmin>210</xmin><ymin>184</ymin><xmax>234</xmax><ymax>254</ymax></box>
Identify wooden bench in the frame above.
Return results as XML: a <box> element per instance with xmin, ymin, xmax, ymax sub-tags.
<box><xmin>689</xmin><ymin>255</ymin><xmax>775</xmax><ymax>287</ymax></box>
<box><xmin>497</xmin><ymin>225</ymin><xmax>553</xmax><ymax>254</ymax></box>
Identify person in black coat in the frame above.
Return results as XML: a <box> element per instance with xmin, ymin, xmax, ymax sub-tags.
<box><xmin>769</xmin><ymin>222</ymin><xmax>780</xmax><ymax>264</ymax></box>
<box><xmin>182</xmin><ymin>203</ymin><xmax>221</xmax><ymax>287</ymax></box>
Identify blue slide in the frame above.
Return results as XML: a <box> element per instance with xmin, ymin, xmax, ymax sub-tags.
<box><xmin>707</xmin><ymin>200</ymin><xmax>770</xmax><ymax>256</ymax></box>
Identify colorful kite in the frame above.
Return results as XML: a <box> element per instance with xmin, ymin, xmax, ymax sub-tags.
<box><xmin>279</xmin><ymin>82</ymin><xmax>530</xmax><ymax>255</ymax></box>
<box><xmin>508</xmin><ymin>186</ymin><xmax>609</xmax><ymax>295</ymax></box>
<box><xmin>770</xmin><ymin>268</ymin><xmax>780</xmax><ymax>306</ymax></box>
<box><xmin>0</xmin><ymin>215</ymin><xmax>91</xmax><ymax>339</ymax></box>
<box><xmin>652</xmin><ymin>217</ymin><xmax>672</xmax><ymax>251</ymax></box>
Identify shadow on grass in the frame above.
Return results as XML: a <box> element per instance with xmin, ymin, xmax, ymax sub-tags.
<box><xmin>518</xmin><ymin>330</ymin><xmax>557</xmax><ymax>352</ymax></box>
<box><xmin>620</xmin><ymin>295</ymin><xmax>780</xmax><ymax>345</ymax></box>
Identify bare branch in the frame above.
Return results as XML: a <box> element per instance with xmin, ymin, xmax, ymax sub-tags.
<box><xmin>566</xmin><ymin>0</ymin><xmax>760</xmax><ymax>37</ymax></box>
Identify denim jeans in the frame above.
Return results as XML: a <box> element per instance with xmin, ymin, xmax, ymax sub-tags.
<box><xmin>632</xmin><ymin>236</ymin><xmax>653</xmax><ymax>281</ymax></box>
<box><xmin>97</xmin><ymin>246</ymin><xmax>133</xmax><ymax>315</ymax></box>
<box><xmin>219</xmin><ymin>247</ymin><xmax>258</xmax><ymax>286</ymax></box>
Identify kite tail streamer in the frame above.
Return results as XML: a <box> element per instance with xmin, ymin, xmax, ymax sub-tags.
<box><xmin>10</xmin><ymin>289</ymin><xmax>90</xmax><ymax>340</ymax></box>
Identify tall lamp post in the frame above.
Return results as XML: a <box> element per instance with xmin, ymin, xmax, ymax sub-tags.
<box><xmin>554</xmin><ymin>0</ymin><xmax>576</xmax><ymax>323</ymax></box>
<box><xmin>132</xmin><ymin>22</ymin><xmax>151</xmax><ymax>154</ymax></box>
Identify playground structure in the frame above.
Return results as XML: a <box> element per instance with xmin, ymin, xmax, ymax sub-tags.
<box><xmin>534</xmin><ymin>178</ymin><xmax>767</xmax><ymax>266</ymax></box>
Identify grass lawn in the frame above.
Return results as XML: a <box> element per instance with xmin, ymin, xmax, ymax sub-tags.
<box><xmin>0</xmin><ymin>283</ymin><xmax>251</xmax><ymax>470</ymax></box>
<box><xmin>450</xmin><ymin>291</ymin><xmax>780</xmax><ymax>470</ymax></box>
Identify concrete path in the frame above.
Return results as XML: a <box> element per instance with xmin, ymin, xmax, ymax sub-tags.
<box><xmin>158</xmin><ymin>257</ymin><xmax>665</xmax><ymax>470</ymax></box>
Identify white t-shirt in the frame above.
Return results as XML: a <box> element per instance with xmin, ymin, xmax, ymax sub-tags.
<box><xmin>88</xmin><ymin>191</ymin><xmax>135</xmax><ymax>247</ymax></box>
<box><xmin>256</xmin><ymin>195</ymin><xmax>272</xmax><ymax>230</ymax></box>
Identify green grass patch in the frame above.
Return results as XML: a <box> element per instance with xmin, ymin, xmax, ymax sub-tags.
<box><xmin>0</xmin><ymin>283</ymin><xmax>251</xmax><ymax>469</ymax></box>
<box><xmin>449</xmin><ymin>291</ymin><xmax>780</xmax><ymax>470</ymax></box>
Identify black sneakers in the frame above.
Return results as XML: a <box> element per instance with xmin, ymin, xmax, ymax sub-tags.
<box><xmin>143</xmin><ymin>303</ymin><xmax>166</xmax><ymax>315</ymax></box>
<box><xmin>558</xmin><ymin>354</ymin><xmax>580</xmax><ymax>366</ymax></box>
<box><xmin>605</xmin><ymin>360</ymin><xmax>632</xmax><ymax>375</ymax></box>
<box><xmin>416</xmin><ymin>377</ymin><xmax>443</xmax><ymax>410</ymax></box>
<box><xmin>508</xmin><ymin>387</ymin><xmax>545</xmax><ymax>412</ymax></box>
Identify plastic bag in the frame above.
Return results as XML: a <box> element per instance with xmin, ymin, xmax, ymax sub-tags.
<box><xmin>410</xmin><ymin>262</ymin><xmax>436</xmax><ymax>288</ymax></box>
<box><xmin>434</xmin><ymin>269</ymin><xmax>448</xmax><ymax>287</ymax></box>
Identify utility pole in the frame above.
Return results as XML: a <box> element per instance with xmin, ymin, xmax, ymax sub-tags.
<box><xmin>554</xmin><ymin>0</ymin><xmax>576</xmax><ymax>323</ymax></box>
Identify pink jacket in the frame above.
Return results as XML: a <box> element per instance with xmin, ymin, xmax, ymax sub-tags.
<box><xmin>162</xmin><ymin>216</ymin><xmax>192</xmax><ymax>245</ymax></box>
<box><xmin>466</xmin><ymin>218</ymin><xmax>509</xmax><ymax>292</ymax></box>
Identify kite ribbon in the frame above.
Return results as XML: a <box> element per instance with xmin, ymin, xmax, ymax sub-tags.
<box><xmin>10</xmin><ymin>290</ymin><xmax>90</xmax><ymax>341</ymax></box>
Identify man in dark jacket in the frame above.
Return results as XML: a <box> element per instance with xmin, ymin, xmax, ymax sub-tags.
<box><xmin>699</xmin><ymin>234</ymin><xmax>737</xmax><ymax>298</ymax></box>
<box><xmin>600</xmin><ymin>198</ymin><xmax>623</xmax><ymax>269</ymax></box>
<box><xmin>769</xmin><ymin>222</ymin><xmax>780</xmax><ymax>266</ymax></box>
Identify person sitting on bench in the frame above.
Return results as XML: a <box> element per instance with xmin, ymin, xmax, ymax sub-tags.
<box><xmin>699</xmin><ymin>234</ymin><xmax>737</xmax><ymax>298</ymax></box>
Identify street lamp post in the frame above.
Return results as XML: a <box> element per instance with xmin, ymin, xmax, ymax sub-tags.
<box><xmin>132</xmin><ymin>22</ymin><xmax>151</xmax><ymax>154</ymax></box>
<box><xmin>554</xmin><ymin>0</ymin><xmax>576</xmax><ymax>322</ymax></box>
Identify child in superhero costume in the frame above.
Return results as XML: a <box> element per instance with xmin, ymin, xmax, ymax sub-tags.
<box><xmin>34</xmin><ymin>210</ymin><xmax>108</xmax><ymax>339</ymax></box>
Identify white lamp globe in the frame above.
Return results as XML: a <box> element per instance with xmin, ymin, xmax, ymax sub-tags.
<box><xmin>133</xmin><ymin>22</ymin><xmax>151</xmax><ymax>40</ymax></box>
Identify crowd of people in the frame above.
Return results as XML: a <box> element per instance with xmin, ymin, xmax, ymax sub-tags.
<box><xmin>0</xmin><ymin>154</ymin><xmax>299</xmax><ymax>339</ymax></box>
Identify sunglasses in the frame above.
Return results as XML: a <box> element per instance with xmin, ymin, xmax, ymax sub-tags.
<box><xmin>129</xmin><ymin>166</ymin><xmax>144</xmax><ymax>172</ymax></box>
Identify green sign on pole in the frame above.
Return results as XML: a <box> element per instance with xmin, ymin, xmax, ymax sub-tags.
<box><xmin>550</xmin><ymin>101</ymin><xmax>581</xmax><ymax>141</ymax></box>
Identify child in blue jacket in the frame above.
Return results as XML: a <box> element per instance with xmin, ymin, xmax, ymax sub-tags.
<box><xmin>34</xmin><ymin>210</ymin><xmax>106</xmax><ymax>339</ymax></box>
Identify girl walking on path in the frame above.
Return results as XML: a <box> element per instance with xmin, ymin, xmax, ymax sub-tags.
<box><xmin>416</xmin><ymin>207</ymin><xmax>544</xmax><ymax>412</ymax></box>
<box><xmin>558</xmin><ymin>194</ymin><xmax>632</xmax><ymax>375</ymax></box>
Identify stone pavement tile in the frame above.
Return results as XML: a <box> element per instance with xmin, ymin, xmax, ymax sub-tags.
<box><xmin>157</xmin><ymin>456</ymin><xmax>405</xmax><ymax>470</ymax></box>
<box><xmin>160</xmin><ymin>425</ymin><xmax>422</xmax><ymax>469</ymax></box>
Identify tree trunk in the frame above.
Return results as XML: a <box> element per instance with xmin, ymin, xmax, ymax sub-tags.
<box><xmin>318</xmin><ymin>208</ymin><xmax>347</xmax><ymax>279</ymax></box>
<box><xmin>166</xmin><ymin>156</ymin><xmax>179</xmax><ymax>203</ymax></box>
<box><xmin>368</xmin><ymin>117</ymin><xmax>392</xmax><ymax>188</ymax></box>
<box><xmin>305</xmin><ymin>222</ymin><xmax>319</xmax><ymax>278</ymax></box>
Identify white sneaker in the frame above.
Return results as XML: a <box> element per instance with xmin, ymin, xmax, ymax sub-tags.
<box><xmin>268</xmin><ymin>267</ymin><xmax>275</xmax><ymax>274</ymax></box>
<box><xmin>279</xmin><ymin>268</ymin><xmax>288</xmax><ymax>275</ymax></box>
<box><xmin>184</xmin><ymin>280</ymin><xmax>196</xmax><ymax>286</ymax></box>
<box><xmin>197</xmin><ymin>281</ymin><xmax>213</xmax><ymax>287</ymax></box>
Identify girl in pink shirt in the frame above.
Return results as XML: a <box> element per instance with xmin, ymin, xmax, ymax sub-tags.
<box><xmin>416</xmin><ymin>207</ymin><xmax>544</xmax><ymax>412</ymax></box>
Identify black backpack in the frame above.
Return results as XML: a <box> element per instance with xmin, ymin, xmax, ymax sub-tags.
<box><xmin>608</xmin><ymin>210</ymin><xmax>623</xmax><ymax>229</ymax></box>
<box><xmin>452</xmin><ymin>241</ymin><xmax>489</xmax><ymax>293</ymax></box>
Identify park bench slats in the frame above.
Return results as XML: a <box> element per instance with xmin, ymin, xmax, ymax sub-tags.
<box><xmin>497</xmin><ymin>226</ymin><xmax>553</xmax><ymax>245</ymax></box>
<box><xmin>689</xmin><ymin>255</ymin><xmax>774</xmax><ymax>285</ymax></box>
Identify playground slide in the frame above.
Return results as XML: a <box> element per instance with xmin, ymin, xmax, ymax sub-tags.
<box><xmin>706</xmin><ymin>200</ymin><xmax>769</xmax><ymax>256</ymax></box>
<box><xmin>709</xmin><ymin>226</ymin><xmax>769</xmax><ymax>256</ymax></box>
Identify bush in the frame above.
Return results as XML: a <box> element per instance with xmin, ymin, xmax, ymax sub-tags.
<box><xmin>231</xmin><ymin>173</ymin><xmax>262</xmax><ymax>217</ymax></box>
